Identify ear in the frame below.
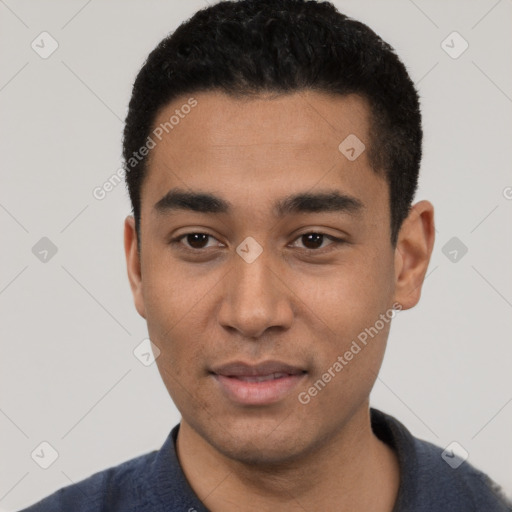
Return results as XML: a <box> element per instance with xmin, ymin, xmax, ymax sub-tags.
<box><xmin>393</xmin><ymin>200</ymin><xmax>435</xmax><ymax>310</ymax></box>
<box><xmin>124</xmin><ymin>215</ymin><xmax>146</xmax><ymax>319</ymax></box>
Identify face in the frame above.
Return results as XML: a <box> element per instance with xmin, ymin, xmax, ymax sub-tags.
<box><xmin>125</xmin><ymin>90</ymin><xmax>431</xmax><ymax>465</ymax></box>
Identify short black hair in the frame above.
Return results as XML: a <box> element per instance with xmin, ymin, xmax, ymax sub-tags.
<box><xmin>123</xmin><ymin>0</ymin><xmax>422</xmax><ymax>248</ymax></box>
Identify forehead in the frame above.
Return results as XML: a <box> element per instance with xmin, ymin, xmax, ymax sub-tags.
<box><xmin>149</xmin><ymin>90</ymin><xmax>371</xmax><ymax>154</ymax></box>
<box><xmin>141</xmin><ymin>90</ymin><xmax>386</xmax><ymax>217</ymax></box>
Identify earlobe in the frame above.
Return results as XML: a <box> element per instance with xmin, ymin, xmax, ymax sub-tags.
<box><xmin>393</xmin><ymin>200</ymin><xmax>435</xmax><ymax>310</ymax></box>
<box><xmin>124</xmin><ymin>215</ymin><xmax>146</xmax><ymax>319</ymax></box>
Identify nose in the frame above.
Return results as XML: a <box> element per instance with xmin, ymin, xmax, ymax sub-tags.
<box><xmin>217</xmin><ymin>246</ymin><xmax>294</xmax><ymax>339</ymax></box>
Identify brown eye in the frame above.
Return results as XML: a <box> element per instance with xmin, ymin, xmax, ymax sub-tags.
<box><xmin>291</xmin><ymin>232</ymin><xmax>343</xmax><ymax>251</ymax></box>
<box><xmin>301</xmin><ymin>233</ymin><xmax>324</xmax><ymax>249</ymax></box>
<box><xmin>170</xmin><ymin>232</ymin><xmax>220</xmax><ymax>251</ymax></box>
<box><xmin>184</xmin><ymin>233</ymin><xmax>211</xmax><ymax>249</ymax></box>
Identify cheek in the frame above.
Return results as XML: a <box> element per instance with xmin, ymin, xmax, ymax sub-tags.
<box><xmin>295</xmin><ymin>246</ymin><xmax>395</xmax><ymax>393</ymax></box>
<box><xmin>298</xmin><ymin>309</ymin><xmax>393</xmax><ymax>420</ymax></box>
<box><xmin>140</xmin><ymin>256</ymin><xmax>203</xmax><ymax>375</ymax></box>
<box><xmin>148</xmin><ymin>304</ymin><xmax>214</xmax><ymax>417</ymax></box>
<box><xmin>298</xmin><ymin>246</ymin><xmax>395</xmax><ymax>332</ymax></box>
<box><xmin>141</xmin><ymin>242</ymin><xmax>214</xmax><ymax>331</ymax></box>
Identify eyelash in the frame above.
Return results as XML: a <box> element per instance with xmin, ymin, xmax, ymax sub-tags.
<box><xmin>169</xmin><ymin>232</ymin><xmax>346</xmax><ymax>254</ymax></box>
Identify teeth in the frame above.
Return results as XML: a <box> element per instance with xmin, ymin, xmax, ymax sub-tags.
<box><xmin>235</xmin><ymin>372</ymin><xmax>289</xmax><ymax>382</ymax></box>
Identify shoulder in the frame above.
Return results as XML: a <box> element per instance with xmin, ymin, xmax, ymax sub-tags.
<box><xmin>412</xmin><ymin>436</ymin><xmax>511</xmax><ymax>511</ymax></box>
<box><xmin>18</xmin><ymin>449</ymin><xmax>159</xmax><ymax>512</ymax></box>
<box><xmin>370</xmin><ymin>408</ymin><xmax>512</xmax><ymax>511</ymax></box>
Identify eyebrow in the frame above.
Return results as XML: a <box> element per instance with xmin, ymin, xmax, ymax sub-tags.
<box><xmin>153</xmin><ymin>188</ymin><xmax>364</xmax><ymax>217</ymax></box>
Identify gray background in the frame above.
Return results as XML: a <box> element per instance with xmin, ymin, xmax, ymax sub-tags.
<box><xmin>1</xmin><ymin>0</ymin><xmax>511</xmax><ymax>509</ymax></box>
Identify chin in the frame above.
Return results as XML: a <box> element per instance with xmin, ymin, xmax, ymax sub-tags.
<box><xmin>205</xmin><ymin>418</ymin><xmax>314</xmax><ymax>467</ymax></box>
<box><xmin>218</xmin><ymin>437</ymin><xmax>304</xmax><ymax>467</ymax></box>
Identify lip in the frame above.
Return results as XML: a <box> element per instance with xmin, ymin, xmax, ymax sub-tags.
<box><xmin>211</xmin><ymin>360</ymin><xmax>307</xmax><ymax>405</ymax></box>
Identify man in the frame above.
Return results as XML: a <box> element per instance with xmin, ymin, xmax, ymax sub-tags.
<box><xmin>20</xmin><ymin>0</ymin><xmax>511</xmax><ymax>510</ymax></box>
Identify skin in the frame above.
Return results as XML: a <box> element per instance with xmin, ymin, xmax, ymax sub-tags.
<box><xmin>124</xmin><ymin>90</ymin><xmax>435</xmax><ymax>511</ymax></box>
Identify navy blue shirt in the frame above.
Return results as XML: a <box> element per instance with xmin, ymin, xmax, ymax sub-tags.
<box><xmin>19</xmin><ymin>408</ymin><xmax>511</xmax><ymax>511</ymax></box>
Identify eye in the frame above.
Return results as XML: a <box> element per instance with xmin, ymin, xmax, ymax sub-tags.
<box><xmin>289</xmin><ymin>232</ymin><xmax>345</xmax><ymax>251</ymax></box>
<box><xmin>170</xmin><ymin>232</ymin><xmax>222</xmax><ymax>251</ymax></box>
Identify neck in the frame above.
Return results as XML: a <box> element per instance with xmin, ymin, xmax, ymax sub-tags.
<box><xmin>176</xmin><ymin>405</ymin><xmax>400</xmax><ymax>512</ymax></box>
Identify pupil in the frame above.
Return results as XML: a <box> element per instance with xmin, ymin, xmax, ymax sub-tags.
<box><xmin>303</xmin><ymin>233</ymin><xmax>323</xmax><ymax>249</ymax></box>
<box><xmin>188</xmin><ymin>233</ymin><xmax>208</xmax><ymax>248</ymax></box>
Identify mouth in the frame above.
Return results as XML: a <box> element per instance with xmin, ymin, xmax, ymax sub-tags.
<box><xmin>229</xmin><ymin>372</ymin><xmax>297</xmax><ymax>383</ymax></box>
<box><xmin>210</xmin><ymin>360</ymin><xmax>307</xmax><ymax>405</ymax></box>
